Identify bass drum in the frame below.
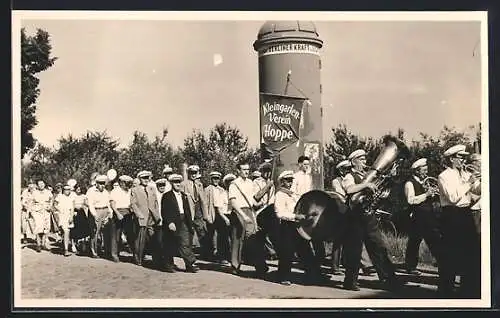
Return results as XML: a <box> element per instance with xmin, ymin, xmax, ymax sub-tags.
<box><xmin>294</xmin><ymin>190</ymin><xmax>348</xmax><ymax>243</ymax></box>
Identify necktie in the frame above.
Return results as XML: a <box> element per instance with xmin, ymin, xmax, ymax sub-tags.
<box><xmin>193</xmin><ymin>181</ymin><xmax>198</xmax><ymax>202</ymax></box>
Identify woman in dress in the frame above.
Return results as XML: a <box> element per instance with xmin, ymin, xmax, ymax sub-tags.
<box><xmin>54</xmin><ymin>185</ymin><xmax>75</xmax><ymax>256</ymax></box>
<box><xmin>30</xmin><ymin>179</ymin><xmax>53</xmax><ymax>252</ymax></box>
<box><xmin>71</xmin><ymin>185</ymin><xmax>91</xmax><ymax>255</ymax></box>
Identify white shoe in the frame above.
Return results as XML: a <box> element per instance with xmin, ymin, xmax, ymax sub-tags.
<box><xmin>71</xmin><ymin>245</ymin><xmax>77</xmax><ymax>253</ymax></box>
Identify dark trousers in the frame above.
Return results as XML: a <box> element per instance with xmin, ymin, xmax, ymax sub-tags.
<box><xmin>163</xmin><ymin>214</ymin><xmax>196</xmax><ymax>268</ymax></box>
<box><xmin>134</xmin><ymin>224</ymin><xmax>162</xmax><ymax>266</ymax></box>
<box><xmin>192</xmin><ymin>215</ymin><xmax>212</xmax><ymax>257</ymax></box>
<box><xmin>343</xmin><ymin>210</ymin><xmax>395</xmax><ymax>285</ymax></box>
<box><xmin>110</xmin><ymin>212</ymin><xmax>137</xmax><ymax>259</ymax></box>
<box><xmin>214</xmin><ymin>213</ymin><xmax>231</xmax><ymax>261</ymax></box>
<box><xmin>312</xmin><ymin>239</ymin><xmax>326</xmax><ymax>264</ymax></box>
<box><xmin>230</xmin><ymin>209</ymin><xmax>267</xmax><ymax>271</ymax></box>
<box><xmin>440</xmin><ymin>207</ymin><xmax>481</xmax><ymax>298</ymax></box>
<box><xmin>256</xmin><ymin>205</ymin><xmax>279</xmax><ymax>259</ymax></box>
<box><xmin>277</xmin><ymin>220</ymin><xmax>298</xmax><ymax>281</ymax></box>
<box><xmin>405</xmin><ymin>209</ymin><xmax>442</xmax><ymax>271</ymax></box>
<box><xmin>332</xmin><ymin>244</ymin><xmax>342</xmax><ymax>271</ymax></box>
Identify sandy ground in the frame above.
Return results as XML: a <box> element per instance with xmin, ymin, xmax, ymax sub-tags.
<box><xmin>20</xmin><ymin>237</ymin><xmax>440</xmax><ymax>300</ymax></box>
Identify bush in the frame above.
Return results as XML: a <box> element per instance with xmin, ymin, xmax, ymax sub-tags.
<box><xmin>382</xmin><ymin>230</ymin><xmax>436</xmax><ymax>266</ymax></box>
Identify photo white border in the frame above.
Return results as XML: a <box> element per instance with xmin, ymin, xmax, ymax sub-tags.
<box><xmin>11</xmin><ymin>10</ymin><xmax>490</xmax><ymax>309</ymax></box>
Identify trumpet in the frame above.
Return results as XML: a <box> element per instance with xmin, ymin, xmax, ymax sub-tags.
<box><xmin>422</xmin><ymin>176</ymin><xmax>440</xmax><ymax>197</ymax></box>
<box><xmin>464</xmin><ymin>164</ymin><xmax>481</xmax><ymax>179</ymax></box>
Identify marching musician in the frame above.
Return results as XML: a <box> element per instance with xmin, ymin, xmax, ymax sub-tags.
<box><xmin>468</xmin><ymin>153</ymin><xmax>481</xmax><ymax>235</ymax></box>
<box><xmin>273</xmin><ymin>170</ymin><xmax>307</xmax><ymax>285</ymax></box>
<box><xmin>403</xmin><ymin>158</ymin><xmax>442</xmax><ymax>276</ymax></box>
<box><xmin>437</xmin><ymin>144</ymin><xmax>481</xmax><ymax>298</ymax></box>
<box><xmin>228</xmin><ymin>160</ymin><xmax>268</xmax><ymax>276</ymax></box>
<box><xmin>291</xmin><ymin>155</ymin><xmax>326</xmax><ymax>274</ymax></box>
<box><xmin>253</xmin><ymin>161</ymin><xmax>277</xmax><ymax>261</ymax></box>
<box><xmin>341</xmin><ymin>149</ymin><xmax>400</xmax><ymax>291</ymax></box>
<box><xmin>330</xmin><ymin>159</ymin><xmax>351</xmax><ymax>275</ymax></box>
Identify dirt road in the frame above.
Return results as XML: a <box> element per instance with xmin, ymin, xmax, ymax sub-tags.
<box><xmin>20</xmin><ymin>240</ymin><xmax>440</xmax><ymax>300</ymax></box>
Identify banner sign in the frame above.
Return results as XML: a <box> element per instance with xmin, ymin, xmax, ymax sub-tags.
<box><xmin>259</xmin><ymin>93</ymin><xmax>306</xmax><ymax>153</ymax></box>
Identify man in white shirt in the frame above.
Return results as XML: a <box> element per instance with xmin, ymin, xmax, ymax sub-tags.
<box><xmin>291</xmin><ymin>155</ymin><xmax>313</xmax><ymax>197</ymax></box>
<box><xmin>228</xmin><ymin>161</ymin><xmax>268</xmax><ymax>276</ymax></box>
<box><xmin>161</xmin><ymin>165</ymin><xmax>174</xmax><ymax>192</ymax></box>
<box><xmin>86</xmin><ymin>175</ymin><xmax>112</xmax><ymax>258</ymax></box>
<box><xmin>109</xmin><ymin>175</ymin><xmax>134</xmax><ymax>262</ymax></box>
<box><xmin>205</xmin><ymin>171</ymin><xmax>231</xmax><ymax>264</ymax></box>
<box><xmin>403</xmin><ymin>158</ymin><xmax>442</xmax><ymax>276</ymax></box>
<box><xmin>273</xmin><ymin>170</ymin><xmax>306</xmax><ymax>285</ymax></box>
<box><xmin>437</xmin><ymin>144</ymin><xmax>480</xmax><ymax>298</ymax></box>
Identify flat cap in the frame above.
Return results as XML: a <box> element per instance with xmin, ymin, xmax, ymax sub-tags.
<box><xmin>119</xmin><ymin>175</ymin><xmax>133</xmax><ymax>182</ymax></box>
<box><xmin>411</xmin><ymin>158</ymin><xmax>427</xmax><ymax>170</ymax></box>
<box><xmin>137</xmin><ymin>170</ymin><xmax>152</xmax><ymax>178</ymax></box>
<box><xmin>335</xmin><ymin>160</ymin><xmax>351</xmax><ymax>169</ymax></box>
<box><xmin>187</xmin><ymin>165</ymin><xmax>200</xmax><ymax>172</ymax></box>
<box><xmin>278</xmin><ymin>170</ymin><xmax>294</xmax><ymax>181</ymax></box>
<box><xmin>443</xmin><ymin>144</ymin><xmax>469</xmax><ymax>157</ymax></box>
<box><xmin>252</xmin><ymin>171</ymin><xmax>262</xmax><ymax>178</ymax></box>
<box><xmin>162</xmin><ymin>165</ymin><xmax>173</xmax><ymax>174</ymax></box>
<box><xmin>95</xmin><ymin>175</ymin><xmax>107</xmax><ymax>183</ymax></box>
<box><xmin>348</xmin><ymin>149</ymin><xmax>367</xmax><ymax>161</ymax></box>
<box><xmin>209</xmin><ymin>171</ymin><xmax>222</xmax><ymax>178</ymax></box>
<box><xmin>168</xmin><ymin>174</ymin><xmax>183</xmax><ymax>182</ymax></box>
<box><xmin>155</xmin><ymin>178</ymin><xmax>168</xmax><ymax>185</ymax></box>
<box><xmin>222</xmin><ymin>173</ymin><xmax>237</xmax><ymax>183</ymax></box>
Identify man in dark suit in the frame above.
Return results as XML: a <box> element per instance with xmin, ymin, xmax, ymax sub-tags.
<box><xmin>130</xmin><ymin>170</ymin><xmax>162</xmax><ymax>267</ymax></box>
<box><xmin>161</xmin><ymin>173</ymin><xmax>199</xmax><ymax>273</ymax></box>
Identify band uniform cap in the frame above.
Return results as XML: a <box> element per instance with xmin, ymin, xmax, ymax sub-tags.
<box><xmin>162</xmin><ymin>165</ymin><xmax>173</xmax><ymax>173</ymax></box>
<box><xmin>209</xmin><ymin>171</ymin><xmax>222</xmax><ymax>178</ymax></box>
<box><xmin>278</xmin><ymin>170</ymin><xmax>294</xmax><ymax>181</ymax></box>
<box><xmin>252</xmin><ymin>171</ymin><xmax>262</xmax><ymax>178</ymax></box>
<box><xmin>137</xmin><ymin>170</ymin><xmax>152</xmax><ymax>178</ymax></box>
<box><xmin>335</xmin><ymin>160</ymin><xmax>351</xmax><ymax>169</ymax></box>
<box><xmin>95</xmin><ymin>175</ymin><xmax>107</xmax><ymax>183</ymax></box>
<box><xmin>348</xmin><ymin>149</ymin><xmax>367</xmax><ymax>161</ymax></box>
<box><xmin>155</xmin><ymin>178</ymin><xmax>168</xmax><ymax>185</ymax></box>
<box><xmin>168</xmin><ymin>174</ymin><xmax>183</xmax><ymax>182</ymax></box>
<box><xmin>443</xmin><ymin>144</ymin><xmax>469</xmax><ymax>157</ymax></box>
<box><xmin>63</xmin><ymin>185</ymin><xmax>72</xmax><ymax>190</ymax></box>
<box><xmin>187</xmin><ymin>165</ymin><xmax>200</xmax><ymax>172</ymax></box>
<box><xmin>411</xmin><ymin>158</ymin><xmax>427</xmax><ymax>170</ymax></box>
<box><xmin>222</xmin><ymin>173</ymin><xmax>237</xmax><ymax>183</ymax></box>
<box><xmin>119</xmin><ymin>175</ymin><xmax>133</xmax><ymax>182</ymax></box>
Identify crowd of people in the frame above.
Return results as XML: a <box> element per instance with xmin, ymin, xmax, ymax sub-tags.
<box><xmin>19</xmin><ymin>143</ymin><xmax>482</xmax><ymax>298</ymax></box>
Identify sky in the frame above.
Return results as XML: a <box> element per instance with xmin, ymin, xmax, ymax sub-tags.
<box><xmin>20</xmin><ymin>18</ymin><xmax>482</xmax><ymax>152</ymax></box>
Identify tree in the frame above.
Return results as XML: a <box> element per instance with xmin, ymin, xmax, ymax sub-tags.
<box><xmin>117</xmin><ymin>128</ymin><xmax>183</xmax><ymax>180</ymax></box>
<box><xmin>181</xmin><ymin>123</ymin><xmax>253</xmax><ymax>184</ymax></box>
<box><xmin>21</xmin><ymin>28</ymin><xmax>57</xmax><ymax>157</ymax></box>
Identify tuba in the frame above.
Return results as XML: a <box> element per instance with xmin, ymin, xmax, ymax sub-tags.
<box><xmin>349</xmin><ymin>135</ymin><xmax>410</xmax><ymax>213</ymax></box>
